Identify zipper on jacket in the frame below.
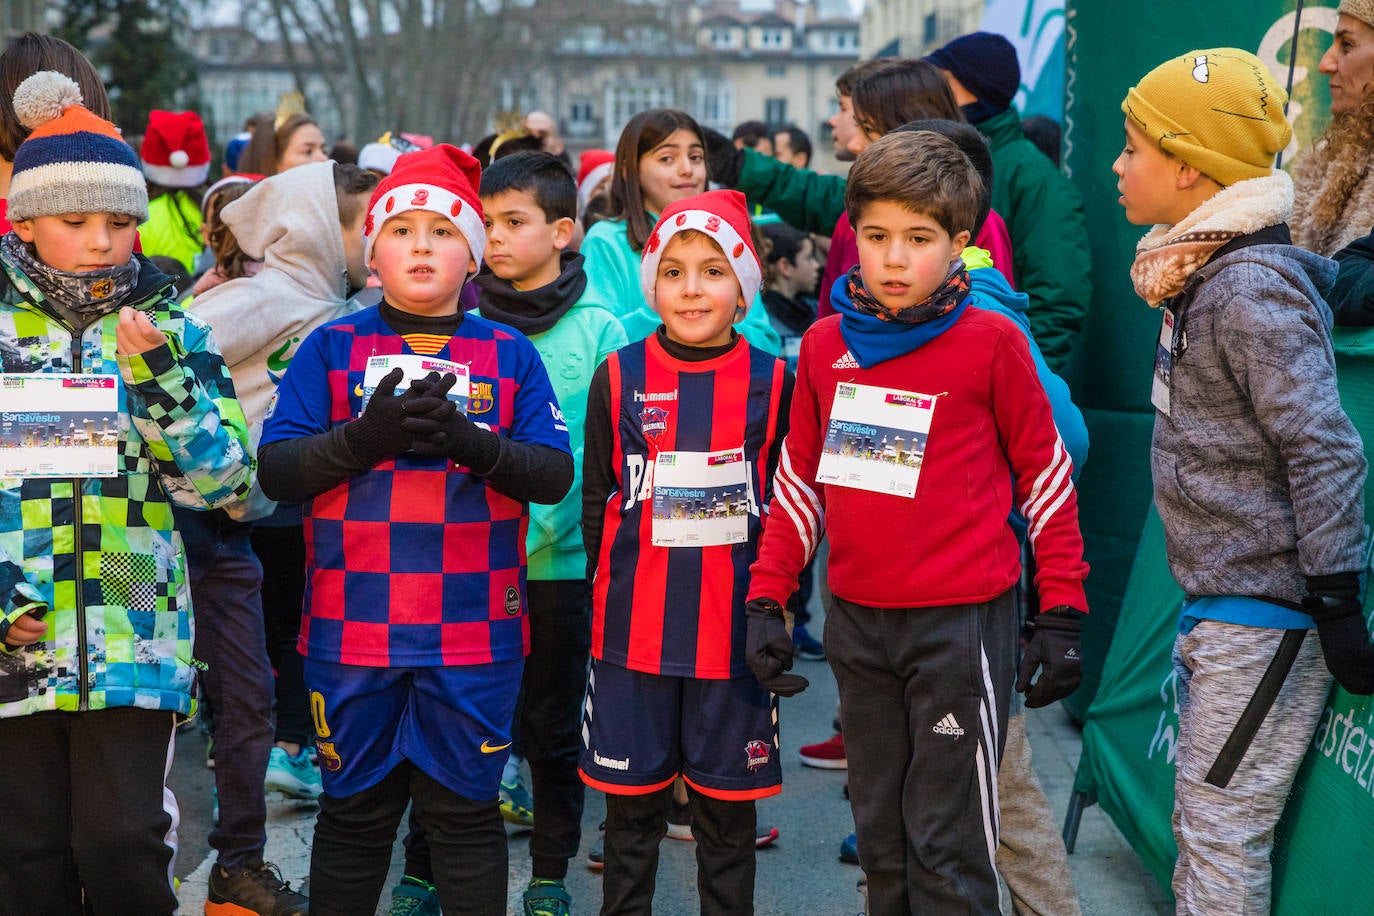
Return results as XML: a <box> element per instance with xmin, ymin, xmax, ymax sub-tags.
<box><xmin>69</xmin><ymin>326</ymin><xmax>89</xmax><ymax>711</ymax></box>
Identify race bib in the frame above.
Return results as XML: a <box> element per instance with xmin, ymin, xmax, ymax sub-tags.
<box><xmin>0</xmin><ymin>375</ymin><xmax>119</xmax><ymax>477</ymax></box>
<box><xmin>816</xmin><ymin>382</ymin><xmax>936</xmax><ymax>498</ymax></box>
<box><xmin>362</xmin><ymin>354</ymin><xmax>470</xmax><ymax>415</ymax></box>
<box><xmin>1151</xmin><ymin>309</ymin><xmax>1174</xmax><ymax>417</ymax></box>
<box><xmin>651</xmin><ymin>447</ymin><xmax>751</xmax><ymax>547</ymax></box>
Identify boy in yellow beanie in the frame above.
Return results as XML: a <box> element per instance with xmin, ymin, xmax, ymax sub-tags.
<box><xmin>1115</xmin><ymin>48</ymin><xmax>1374</xmax><ymax>913</ymax></box>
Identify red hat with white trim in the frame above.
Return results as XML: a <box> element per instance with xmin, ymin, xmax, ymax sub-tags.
<box><xmin>141</xmin><ymin>110</ymin><xmax>211</xmax><ymax>188</ymax></box>
<box><xmin>363</xmin><ymin>143</ymin><xmax>485</xmax><ymax>264</ymax></box>
<box><xmin>640</xmin><ymin>189</ymin><xmax>761</xmax><ymax>308</ymax></box>
<box><xmin>576</xmin><ymin>149</ymin><xmax>614</xmax><ymax>217</ymax></box>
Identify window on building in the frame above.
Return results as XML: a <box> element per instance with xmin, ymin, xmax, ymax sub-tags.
<box><xmin>710</xmin><ymin>27</ymin><xmax>735</xmax><ymax>49</ymax></box>
<box><xmin>759</xmin><ymin>28</ymin><xmax>786</xmax><ymax>48</ymax></box>
<box><xmin>567</xmin><ymin>98</ymin><xmax>597</xmax><ymax>138</ymax></box>
<box><xmin>817</xmin><ymin>96</ymin><xmax>838</xmax><ymax>147</ymax></box>
<box><xmin>607</xmin><ymin>85</ymin><xmax>676</xmax><ymax>142</ymax></box>
<box><xmin>924</xmin><ymin>13</ymin><xmax>938</xmax><ymax>45</ymax></box>
<box><xmin>692</xmin><ymin>80</ymin><xmax>734</xmax><ymax>133</ymax></box>
<box><xmin>767</xmin><ymin>63</ymin><xmax>786</xmax><ymax>77</ymax></box>
<box><xmin>625</xmin><ymin>26</ymin><xmax>666</xmax><ymax>51</ymax></box>
<box><xmin>765</xmin><ymin>97</ymin><xmax>787</xmax><ymax>124</ymax></box>
<box><xmin>558</xmin><ymin>24</ymin><xmax>604</xmax><ymax>51</ymax></box>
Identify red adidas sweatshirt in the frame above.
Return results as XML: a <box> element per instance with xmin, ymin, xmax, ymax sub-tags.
<box><xmin>748</xmin><ymin>310</ymin><xmax>1088</xmax><ymax>612</ymax></box>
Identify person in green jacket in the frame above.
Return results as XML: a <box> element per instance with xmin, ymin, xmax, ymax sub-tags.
<box><xmin>138</xmin><ymin>109</ymin><xmax>213</xmax><ymax>274</ymax></box>
<box><xmin>581</xmin><ymin>108</ymin><xmax>781</xmax><ymax>355</ymax></box>
<box><xmin>1331</xmin><ymin>227</ymin><xmax>1374</xmax><ymax>325</ymax></box>
<box><xmin>927</xmin><ymin>31</ymin><xmax>1092</xmax><ymax>372</ymax></box>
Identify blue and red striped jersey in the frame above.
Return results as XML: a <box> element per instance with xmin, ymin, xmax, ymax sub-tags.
<box><xmin>261</xmin><ymin>306</ymin><xmax>570</xmax><ymax>667</ymax></box>
<box><xmin>591</xmin><ymin>334</ymin><xmax>787</xmax><ymax>678</ymax></box>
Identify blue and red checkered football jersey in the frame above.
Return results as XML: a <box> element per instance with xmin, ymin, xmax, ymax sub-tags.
<box><xmin>593</xmin><ymin>334</ymin><xmax>786</xmax><ymax>679</ymax></box>
<box><xmin>261</xmin><ymin>306</ymin><xmax>571</xmax><ymax>667</ymax></box>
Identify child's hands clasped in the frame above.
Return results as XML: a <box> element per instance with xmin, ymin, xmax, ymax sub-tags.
<box><xmin>114</xmin><ymin>306</ymin><xmax>168</xmax><ymax>356</ymax></box>
<box><xmin>344</xmin><ymin>367</ymin><xmax>440</xmax><ymax>466</ymax></box>
<box><xmin>402</xmin><ymin>373</ymin><xmax>492</xmax><ymax>467</ymax></box>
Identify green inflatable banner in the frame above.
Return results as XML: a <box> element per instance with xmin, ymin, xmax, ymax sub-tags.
<box><xmin>1061</xmin><ymin>0</ymin><xmax>1341</xmax><ymax>721</ymax></box>
<box><xmin>1075</xmin><ymin>328</ymin><xmax>1374</xmax><ymax>910</ymax></box>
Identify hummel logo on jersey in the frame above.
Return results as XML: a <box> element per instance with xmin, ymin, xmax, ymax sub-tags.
<box><xmin>832</xmin><ymin>350</ymin><xmax>861</xmax><ymax>370</ymax></box>
<box><xmin>932</xmin><ymin>713</ymin><xmax>965</xmax><ymax>738</ymax></box>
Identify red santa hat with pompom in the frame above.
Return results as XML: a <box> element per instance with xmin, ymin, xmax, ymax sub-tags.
<box><xmin>639</xmin><ymin>189</ymin><xmax>761</xmax><ymax>308</ymax></box>
<box><xmin>363</xmin><ymin>143</ymin><xmax>485</xmax><ymax>265</ymax></box>
<box><xmin>575</xmin><ymin>149</ymin><xmax>615</xmax><ymax>218</ymax></box>
<box><xmin>141</xmin><ymin>110</ymin><xmax>211</xmax><ymax>187</ymax></box>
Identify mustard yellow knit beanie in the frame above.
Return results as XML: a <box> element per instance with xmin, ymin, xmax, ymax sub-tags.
<box><xmin>1121</xmin><ymin>48</ymin><xmax>1292</xmax><ymax>187</ymax></box>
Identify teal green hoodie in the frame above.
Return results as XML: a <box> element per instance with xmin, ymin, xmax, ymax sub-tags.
<box><xmin>580</xmin><ymin>216</ymin><xmax>783</xmax><ymax>355</ymax></box>
<box><xmin>476</xmin><ymin>254</ymin><xmax>628</xmax><ymax>580</ymax></box>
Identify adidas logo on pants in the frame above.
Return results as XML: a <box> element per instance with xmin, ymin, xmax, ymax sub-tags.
<box><xmin>932</xmin><ymin>713</ymin><xmax>965</xmax><ymax>737</ymax></box>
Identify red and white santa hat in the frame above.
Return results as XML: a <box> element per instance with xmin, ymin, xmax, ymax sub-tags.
<box><xmin>141</xmin><ymin>109</ymin><xmax>211</xmax><ymax>187</ymax></box>
<box><xmin>576</xmin><ymin>149</ymin><xmax>615</xmax><ymax>217</ymax></box>
<box><xmin>640</xmin><ymin>189</ymin><xmax>761</xmax><ymax>308</ymax></box>
<box><xmin>363</xmin><ymin>143</ymin><xmax>485</xmax><ymax>265</ymax></box>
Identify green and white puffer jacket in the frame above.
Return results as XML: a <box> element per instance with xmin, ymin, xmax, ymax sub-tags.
<box><xmin>0</xmin><ymin>252</ymin><xmax>253</xmax><ymax>719</ymax></box>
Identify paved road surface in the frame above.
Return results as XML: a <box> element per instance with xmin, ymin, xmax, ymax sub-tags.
<box><xmin>171</xmin><ymin>637</ymin><xmax>1171</xmax><ymax>914</ymax></box>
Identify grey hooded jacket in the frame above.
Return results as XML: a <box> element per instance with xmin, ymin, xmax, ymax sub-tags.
<box><xmin>1151</xmin><ymin>242</ymin><xmax>1367</xmax><ymax>606</ymax></box>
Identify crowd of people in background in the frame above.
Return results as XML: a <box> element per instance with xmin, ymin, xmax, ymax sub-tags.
<box><xmin>1</xmin><ymin>4</ymin><xmax>1373</xmax><ymax>915</ymax></box>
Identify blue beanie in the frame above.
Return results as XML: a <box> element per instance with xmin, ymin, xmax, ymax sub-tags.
<box><xmin>926</xmin><ymin>32</ymin><xmax>1020</xmax><ymax>116</ymax></box>
<box><xmin>224</xmin><ymin>131</ymin><xmax>251</xmax><ymax>173</ymax></box>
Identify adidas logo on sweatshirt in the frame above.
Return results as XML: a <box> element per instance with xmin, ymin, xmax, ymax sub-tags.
<box><xmin>932</xmin><ymin>713</ymin><xmax>965</xmax><ymax>738</ymax></box>
<box><xmin>831</xmin><ymin>350</ymin><xmax>860</xmax><ymax>370</ymax></box>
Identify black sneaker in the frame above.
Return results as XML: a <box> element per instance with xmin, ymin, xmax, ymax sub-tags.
<box><xmin>206</xmin><ymin>859</ymin><xmax>308</xmax><ymax>915</ymax></box>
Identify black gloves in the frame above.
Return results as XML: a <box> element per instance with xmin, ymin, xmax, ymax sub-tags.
<box><xmin>1016</xmin><ymin>606</ymin><xmax>1084</xmax><ymax>708</ymax></box>
<box><xmin>1304</xmin><ymin>573</ymin><xmax>1374</xmax><ymax>695</ymax></box>
<box><xmin>702</xmin><ymin>127</ymin><xmax>744</xmax><ymax>189</ymax></box>
<box><xmin>745</xmin><ymin>598</ymin><xmax>809</xmax><ymax>697</ymax></box>
<box><xmin>344</xmin><ymin>367</ymin><xmax>429</xmax><ymax>467</ymax></box>
<box><xmin>401</xmin><ymin>373</ymin><xmax>500</xmax><ymax>472</ymax></box>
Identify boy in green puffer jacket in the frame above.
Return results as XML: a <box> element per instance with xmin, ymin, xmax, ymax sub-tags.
<box><xmin>0</xmin><ymin>72</ymin><xmax>253</xmax><ymax>913</ymax></box>
<box><xmin>386</xmin><ymin>150</ymin><xmax>625</xmax><ymax>916</ymax></box>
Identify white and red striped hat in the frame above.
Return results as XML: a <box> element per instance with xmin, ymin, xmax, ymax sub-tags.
<box><xmin>640</xmin><ymin>189</ymin><xmax>761</xmax><ymax>307</ymax></box>
<box><xmin>363</xmin><ymin>143</ymin><xmax>485</xmax><ymax>265</ymax></box>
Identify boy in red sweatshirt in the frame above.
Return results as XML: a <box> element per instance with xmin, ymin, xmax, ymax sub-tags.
<box><xmin>745</xmin><ymin>130</ymin><xmax>1089</xmax><ymax>916</ymax></box>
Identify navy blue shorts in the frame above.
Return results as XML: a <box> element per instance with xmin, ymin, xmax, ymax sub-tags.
<box><xmin>303</xmin><ymin>657</ymin><xmax>523</xmax><ymax>800</ymax></box>
<box><xmin>578</xmin><ymin>659</ymin><xmax>781</xmax><ymax>800</ymax></box>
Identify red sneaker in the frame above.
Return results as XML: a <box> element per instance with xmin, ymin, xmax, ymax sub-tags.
<box><xmin>798</xmin><ymin>732</ymin><xmax>847</xmax><ymax>769</ymax></box>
